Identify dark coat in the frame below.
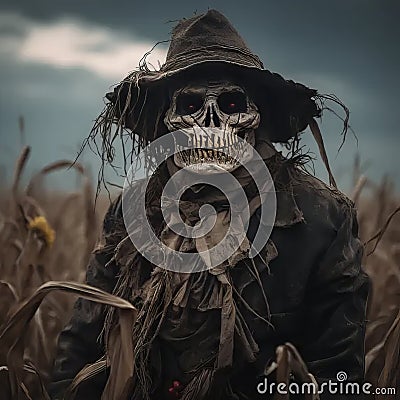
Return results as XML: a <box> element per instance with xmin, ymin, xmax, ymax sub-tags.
<box><xmin>49</xmin><ymin>167</ymin><xmax>370</xmax><ymax>400</ymax></box>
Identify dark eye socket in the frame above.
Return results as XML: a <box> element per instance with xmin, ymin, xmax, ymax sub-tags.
<box><xmin>218</xmin><ymin>91</ymin><xmax>247</xmax><ymax>114</ymax></box>
<box><xmin>176</xmin><ymin>93</ymin><xmax>203</xmax><ymax>115</ymax></box>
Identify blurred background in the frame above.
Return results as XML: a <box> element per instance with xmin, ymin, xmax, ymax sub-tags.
<box><xmin>0</xmin><ymin>0</ymin><xmax>399</xmax><ymax>191</ymax></box>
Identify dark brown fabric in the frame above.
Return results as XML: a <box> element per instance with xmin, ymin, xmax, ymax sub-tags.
<box><xmin>162</xmin><ymin>10</ymin><xmax>264</xmax><ymax>71</ymax></box>
<box><xmin>49</xmin><ymin>162</ymin><xmax>370</xmax><ymax>400</ymax></box>
<box><xmin>103</xmin><ymin>145</ymin><xmax>278</xmax><ymax>399</ymax></box>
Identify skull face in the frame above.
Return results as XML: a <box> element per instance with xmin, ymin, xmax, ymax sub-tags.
<box><xmin>164</xmin><ymin>80</ymin><xmax>260</xmax><ymax>173</ymax></box>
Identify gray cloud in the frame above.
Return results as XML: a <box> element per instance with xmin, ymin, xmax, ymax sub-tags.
<box><xmin>0</xmin><ymin>0</ymin><xmax>399</xmax><ymax>191</ymax></box>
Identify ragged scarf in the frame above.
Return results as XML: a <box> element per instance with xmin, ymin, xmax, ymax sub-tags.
<box><xmin>104</xmin><ymin>139</ymin><xmax>279</xmax><ymax>400</ymax></box>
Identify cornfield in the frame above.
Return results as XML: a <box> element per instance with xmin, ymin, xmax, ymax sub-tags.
<box><xmin>0</xmin><ymin>146</ymin><xmax>399</xmax><ymax>399</ymax></box>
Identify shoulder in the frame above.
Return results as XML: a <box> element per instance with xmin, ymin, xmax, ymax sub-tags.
<box><xmin>290</xmin><ymin>168</ymin><xmax>357</xmax><ymax>231</ymax></box>
<box><xmin>102</xmin><ymin>193</ymin><xmax>123</xmax><ymax>233</ymax></box>
<box><xmin>97</xmin><ymin>177</ymin><xmax>152</xmax><ymax>247</ymax></box>
<box><xmin>93</xmin><ymin>193</ymin><xmax>125</xmax><ymax>256</ymax></box>
<box><xmin>102</xmin><ymin>178</ymin><xmax>149</xmax><ymax>226</ymax></box>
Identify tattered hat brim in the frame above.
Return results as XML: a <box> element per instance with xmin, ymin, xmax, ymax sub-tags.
<box><xmin>90</xmin><ymin>10</ymin><xmax>348</xmax><ymax>191</ymax></box>
<box><xmin>105</xmin><ymin>9</ymin><xmax>322</xmax><ymax>143</ymax></box>
<box><xmin>107</xmin><ymin>58</ymin><xmax>321</xmax><ymax>143</ymax></box>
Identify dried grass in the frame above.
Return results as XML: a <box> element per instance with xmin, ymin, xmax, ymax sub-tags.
<box><xmin>0</xmin><ymin>147</ymin><xmax>398</xmax><ymax>399</ymax></box>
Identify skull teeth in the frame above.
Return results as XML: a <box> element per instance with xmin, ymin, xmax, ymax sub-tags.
<box><xmin>174</xmin><ymin>148</ymin><xmax>241</xmax><ymax>171</ymax></box>
<box><xmin>172</xmin><ymin>127</ymin><xmax>254</xmax><ymax>173</ymax></box>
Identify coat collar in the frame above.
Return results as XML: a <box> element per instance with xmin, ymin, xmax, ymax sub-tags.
<box><xmin>262</xmin><ymin>162</ymin><xmax>305</xmax><ymax>267</ymax></box>
<box><xmin>270</xmin><ymin>156</ymin><xmax>305</xmax><ymax>228</ymax></box>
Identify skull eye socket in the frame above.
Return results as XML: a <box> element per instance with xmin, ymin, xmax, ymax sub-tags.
<box><xmin>176</xmin><ymin>93</ymin><xmax>203</xmax><ymax>115</ymax></box>
<box><xmin>218</xmin><ymin>91</ymin><xmax>247</xmax><ymax>114</ymax></box>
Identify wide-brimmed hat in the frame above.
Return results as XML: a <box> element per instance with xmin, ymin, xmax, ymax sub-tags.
<box><xmin>104</xmin><ymin>9</ymin><xmax>322</xmax><ymax>144</ymax></box>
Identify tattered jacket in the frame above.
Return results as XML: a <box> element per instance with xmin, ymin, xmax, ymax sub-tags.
<box><xmin>50</xmin><ymin>165</ymin><xmax>370</xmax><ymax>400</ymax></box>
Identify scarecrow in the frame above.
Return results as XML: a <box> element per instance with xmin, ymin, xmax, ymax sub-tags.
<box><xmin>50</xmin><ymin>10</ymin><xmax>370</xmax><ymax>400</ymax></box>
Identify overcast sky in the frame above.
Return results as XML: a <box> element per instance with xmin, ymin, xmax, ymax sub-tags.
<box><xmin>0</xmin><ymin>0</ymin><xmax>399</xmax><ymax>193</ymax></box>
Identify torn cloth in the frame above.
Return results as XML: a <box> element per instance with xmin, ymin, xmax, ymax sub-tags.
<box><xmin>108</xmin><ymin>140</ymin><xmax>278</xmax><ymax>399</ymax></box>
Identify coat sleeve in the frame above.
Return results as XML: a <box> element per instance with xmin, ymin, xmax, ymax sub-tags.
<box><xmin>300</xmin><ymin>203</ymin><xmax>370</xmax><ymax>399</ymax></box>
<box><xmin>49</xmin><ymin>198</ymin><xmax>123</xmax><ymax>400</ymax></box>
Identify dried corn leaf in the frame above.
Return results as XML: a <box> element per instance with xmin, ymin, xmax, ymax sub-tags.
<box><xmin>272</xmin><ymin>343</ymin><xmax>320</xmax><ymax>400</ymax></box>
<box><xmin>0</xmin><ymin>281</ymin><xmax>137</xmax><ymax>400</ymax></box>
<box><xmin>25</xmin><ymin>160</ymin><xmax>97</xmax><ymax>267</ymax></box>
<box><xmin>378</xmin><ymin>309</ymin><xmax>400</xmax><ymax>394</ymax></box>
<box><xmin>0</xmin><ymin>280</ymin><xmax>18</xmax><ymax>327</ymax></box>
<box><xmin>65</xmin><ymin>357</ymin><xmax>107</xmax><ymax>399</ymax></box>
